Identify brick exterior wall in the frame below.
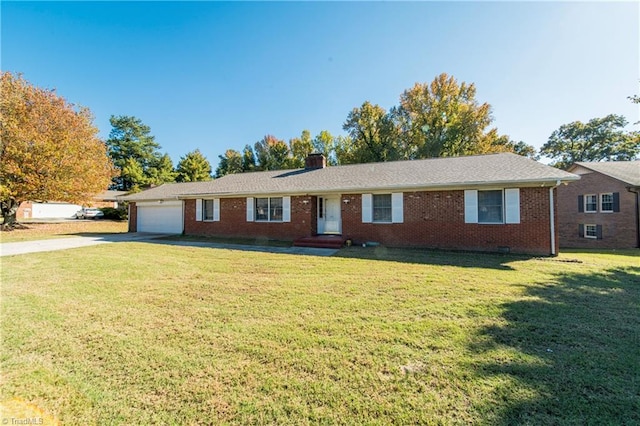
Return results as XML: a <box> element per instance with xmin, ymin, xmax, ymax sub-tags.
<box><xmin>557</xmin><ymin>171</ymin><xmax>639</xmax><ymax>249</ymax></box>
<box><xmin>16</xmin><ymin>201</ymin><xmax>33</xmax><ymax>219</ymax></box>
<box><xmin>174</xmin><ymin>187</ymin><xmax>557</xmax><ymax>255</ymax></box>
<box><xmin>183</xmin><ymin>196</ymin><xmax>317</xmax><ymax>241</ymax></box>
<box><xmin>128</xmin><ymin>203</ymin><xmax>138</xmax><ymax>232</ymax></box>
<box><xmin>340</xmin><ymin>188</ymin><xmax>557</xmax><ymax>255</ymax></box>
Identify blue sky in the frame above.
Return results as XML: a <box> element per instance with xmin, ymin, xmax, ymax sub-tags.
<box><xmin>2</xmin><ymin>1</ymin><xmax>638</xmax><ymax>169</ymax></box>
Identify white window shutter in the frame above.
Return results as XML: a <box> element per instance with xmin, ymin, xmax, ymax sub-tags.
<box><xmin>362</xmin><ymin>194</ymin><xmax>372</xmax><ymax>223</ymax></box>
<box><xmin>392</xmin><ymin>193</ymin><xmax>404</xmax><ymax>223</ymax></box>
<box><xmin>195</xmin><ymin>199</ymin><xmax>203</xmax><ymax>222</ymax></box>
<box><xmin>464</xmin><ymin>190</ymin><xmax>478</xmax><ymax>224</ymax></box>
<box><xmin>282</xmin><ymin>196</ymin><xmax>291</xmax><ymax>222</ymax></box>
<box><xmin>246</xmin><ymin>197</ymin><xmax>254</xmax><ymax>222</ymax></box>
<box><xmin>213</xmin><ymin>198</ymin><xmax>220</xmax><ymax>222</ymax></box>
<box><xmin>505</xmin><ymin>188</ymin><xmax>520</xmax><ymax>224</ymax></box>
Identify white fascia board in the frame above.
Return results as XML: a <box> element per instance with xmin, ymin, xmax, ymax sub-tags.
<box><xmin>317</xmin><ymin>178</ymin><xmax>582</xmax><ymax>194</ymax></box>
<box><xmin>175</xmin><ymin>178</ymin><xmax>580</xmax><ymax>199</ymax></box>
<box><xmin>136</xmin><ymin>200</ymin><xmax>183</xmax><ymax>207</ymax></box>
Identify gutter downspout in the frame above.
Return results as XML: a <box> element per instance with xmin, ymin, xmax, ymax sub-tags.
<box><xmin>549</xmin><ymin>180</ymin><xmax>561</xmax><ymax>256</ymax></box>
<box><xmin>128</xmin><ymin>202</ymin><xmax>135</xmax><ymax>233</ymax></box>
<box><xmin>181</xmin><ymin>195</ymin><xmax>187</xmax><ymax>235</ymax></box>
<box><xmin>627</xmin><ymin>186</ymin><xmax>640</xmax><ymax>248</ymax></box>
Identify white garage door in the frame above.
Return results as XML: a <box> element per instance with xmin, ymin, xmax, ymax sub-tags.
<box><xmin>137</xmin><ymin>201</ymin><xmax>183</xmax><ymax>234</ymax></box>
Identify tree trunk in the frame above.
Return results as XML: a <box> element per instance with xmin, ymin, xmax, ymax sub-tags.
<box><xmin>1</xmin><ymin>198</ymin><xmax>20</xmax><ymax>230</ymax></box>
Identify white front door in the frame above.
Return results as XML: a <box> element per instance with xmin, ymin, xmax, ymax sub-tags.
<box><xmin>318</xmin><ymin>197</ymin><xmax>341</xmax><ymax>234</ymax></box>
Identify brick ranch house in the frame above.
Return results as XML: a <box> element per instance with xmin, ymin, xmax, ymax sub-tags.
<box><xmin>557</xmin><ymin>161</ymin><xmax>640</xmax><ymax>249</ymax></box>
<box><xmin>121</xmin><ymin>153</ymin><xmax>579</xmax><ymax>255</ymax></box>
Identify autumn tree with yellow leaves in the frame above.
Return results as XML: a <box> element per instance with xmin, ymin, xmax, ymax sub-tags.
<box><xmin>0</xmin><ymin>72</ymin><xmax>114</xmax><ymax>228</ymax></box>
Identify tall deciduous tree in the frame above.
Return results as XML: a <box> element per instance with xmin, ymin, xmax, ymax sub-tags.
<box><xmin>0</xmin><ymin>72</ymin><xmax>114</xmax><ymax>227</ymax></box>
<box><xmin>395</xmin><ymin>73</ymin><xmax>498</xmax><ymax>158</ymax></box>
<box><xmin>540</xmin><ymin>114</ymin><xmax>639</xmax><ymax>169</ymax></box>
<box><xmin>106</xmin><ymin>115</ymin><xmax>172</xmax><ymax>191</ymax></box>
<box><xmin>342</xmin><ymin>101</ymin><xmax>400</xmax><ymax>164</ymax></box>
<box><xmin>254</xmin><ymin>135</ymin><xmax>291</xmax><ymax>170</ymax></box>
<box><xmin>313</xmin><ymin>130</ymin><xmax>338</xmax><ymax>166</ymax></box>
<box><xmin>289</xmin><ymin>130</ymin><xmax>314</xmax><ymax>168</ymax></box>
<box><xmin>506</xmin><ymin>139</ymin><xmax>539</xmax><ymax>159</ymax></box>
<box><xmin>334</xmin><ymin>135</ymin><xmax>356</xmax><ymax>165</ymax></box>
<box><xmin>215</xmin><ymin>149</ymin><xmax>243</xmax><ymax>177</ymax></box>
<box><xmin>176</xmin><ymin>149</ymin><xmax>212</xmax><ymax>182</ymax></box>
<box><xmin>242</xmin><ymin>144</ymin><xmax>257</xmax><ymax>172</ymax></box>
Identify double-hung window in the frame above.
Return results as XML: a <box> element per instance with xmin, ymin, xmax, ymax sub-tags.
<box><xmin>361</xmin><ymin>193</ymin><xmax>403</xmax><ymax>223</ymax></box>
<box><xmin>247</xmin><ymin>197</ymin><xmax>290</xmax><ymax>222</ymax></box>
<box><xmin>203</xmin><ymin>200</ymin><xmax>214</xmax><ymax>221</ymax></box>
<box><xmin>255</xmin><ymin>197</ymin><xmax>283</xmax><ymax>222</ymax></box>
<box><xmin>584</xmin><ymin>194</ymin><xmax>597</xmax><ymax>213</ymax></box>
<box><xmin>196</xmin><ymin>198</ymin><xmax>219</xmax><ymax>222</ymax></box>
<box><xmin>600</xmin><ymin>193</ymin><xmax>613</xmax><ymax>212</ymax></box>
<box><xmin>579</xmin><ymin>193</ymin><xmax>619</xmax><ymax>213</ymax></box>
<box><xmin>464</xmin><ymin>188</ymin><xmax>520</xmax><ymax>224</ymax></box>
<box><xmin>478</xmin><ymin>190</ymin><xmax>503</xmax><ymax>223</ymax></box>
<box><xmin>372</xmin><ymin>194</ymin><xmax>392</xmax><ymax>223</ymax></box>
<box><xmin>585</xmin><ymin>224</ymin><xmax>598</xmax><ymax>239</ymax></box>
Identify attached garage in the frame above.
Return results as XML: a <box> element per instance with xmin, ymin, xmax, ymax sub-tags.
<box><xmin>136</xmin><ymin>200</ymin><xmax>183</xmax><ymax>234</ymax></box>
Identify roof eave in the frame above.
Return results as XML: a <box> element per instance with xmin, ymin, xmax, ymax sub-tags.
<box><xmin>569</xmin><ymin>163</ymin><xmax>640</xmax><ymax>186</ymax></box>
<box><xmin>176</xmin><ymin>177</ymin><xmax>580</xmax><ymax>198</ymax></box>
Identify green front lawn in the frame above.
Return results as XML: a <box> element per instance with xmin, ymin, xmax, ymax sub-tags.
<box><xmin>0</xmin><ymin>221</ymin><xmax>128</xmax><ymax>243</ymax></box>
<box><xmin>1</xmin><ymin>244</ymin><xmax>638</xmax><ymax>424</ymax></box>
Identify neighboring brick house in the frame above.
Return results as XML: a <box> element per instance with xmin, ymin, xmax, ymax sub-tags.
<box><xmin>121</xmin><ymin>153</ymin><xmax>578</xmax><ymax>256</ymax></box>
<box><xmin>16</xmin><ymin>190</ymin><xmax>128</xmax><ymax>219</ymax></box>
<box><xmin>557</xmin><ymin>161</ymin><xmax>640</xmax><ymax>249</ymax></box>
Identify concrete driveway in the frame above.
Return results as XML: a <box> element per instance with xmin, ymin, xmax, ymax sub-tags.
<box><xmin>0</xmin><ymin>233</ymin><xmax>339</xmax><ymax>257</ymax></box>
<box><xmin>0</xmin><ymin>233</ymin><xmax>170</xmax><ymax>257</ymax></box>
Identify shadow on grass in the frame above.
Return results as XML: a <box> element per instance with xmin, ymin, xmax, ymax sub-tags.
<box><xmin>334</xmin><ymin>246</ymin><xmax>538</xmax><ymax>270</ymax></box>
<box><xmin>469</xmin><ymin>266</ymin><xmax>640</xmax><ymax>424</ymax></box>
<box><xmin>158</xmin><ymin>234</ymin><xmax>293</xmax><ymax>248</ymax></box>
<box><xmin>71</xmin><ymin>232</ymin><xmax>128</xmax><ymax>238</ymax></box>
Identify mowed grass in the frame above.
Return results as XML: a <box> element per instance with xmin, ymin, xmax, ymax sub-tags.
<box><xmin>0</xmin><ymin>220</ymin><xmax>128</xmax><ymax>243</ymax></box>
<box><xmin>1</xmin><ymin>243</ymin><xmax>638</xmax><ymax>424</ymax></box>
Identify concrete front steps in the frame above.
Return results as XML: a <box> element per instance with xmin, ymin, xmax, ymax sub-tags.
<box><xmin>293</xmin><ymin>234</ymin><xmax>347</xmax><ymax>249</ymax></box>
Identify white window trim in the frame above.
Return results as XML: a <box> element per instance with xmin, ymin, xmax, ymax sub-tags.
<box><xmin>362</xmin><ymin>193</ymin><xmax>403</xmax><ymax>224</ymax></box>
<box><xmin>464</xmin><ymin>190</ymin><xmax>478</xmax><ymax>224</ymax></box>
<box><xmin>600</xmin><ymin>193</ymin><xmax>614</xmax><ymax>213</ymax></box>
<box><xmin>246</xmin><ymin>197</ymin><xmax>254</xmax><ymax>222</ymax></box>
<box><xmin>584</xmin><ymin>194</ymin><xmax>597</xmax><ymax>213</ymax></box>
<box><xmin>362</xmin><ymin>194</ymin><xmax>373</xmax><ymax>223</ymax></box>
<box><xmin>254</xmin><ymin>196</ymin><xmax>288</xmax><ymax>222</ymax></box>
<box><xmin>195</xmin><ymin>199</ymin><xmax>203</xmax><ymax>222</ymax></box>
<box><xmin>391</xmin><ymin>193</ymin><xmax>404</xmax><ymax>223</ymax></box>
<box><xmin>584</xmin><ymin>224</ymin><xmax>598</xmax><ymax>239</ymax></box>
<box><xmin>504</xmin><ymin>188</ymin><xmax>520</xmax><ymax>224</ymax></box>
<box><xmin>213</xmin><ymin>198</ymin><xmax>220</xmax><ymax>222</ymax></box>
<box><xmin>200</xmin><ymin>198</ymin><xmax>220</xmax><ymax>222</ymax></box>
<box><xmin>465</xmin><ymin>188</ymin><xmax>520</xmax><ymax>224</ymax></box>
<box><xmin>282</xmin><ymin>196</ymin><xmax>291</xmax><ymax>222</ymax></box>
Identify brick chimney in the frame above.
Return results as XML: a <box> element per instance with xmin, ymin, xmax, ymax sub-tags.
<box><xmin>305</xmin><ymin>153</ymin><xmax>326</xmax><ymax>170</ymax></box>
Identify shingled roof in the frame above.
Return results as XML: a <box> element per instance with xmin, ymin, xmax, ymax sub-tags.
<box><xmin>571</xmin><ymin>161</ymin><xmax>640</xmax><ymax>187</ymax></box>
<box><xmin>121</xmin><ymin>153</ymin><xmax>579</xmax><ymax>201</ymax></box>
